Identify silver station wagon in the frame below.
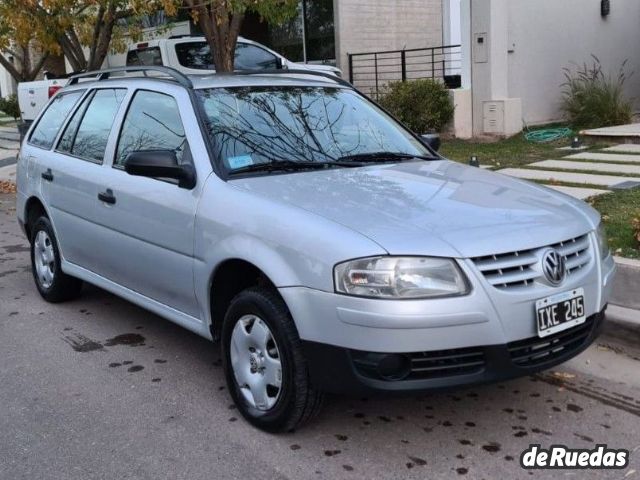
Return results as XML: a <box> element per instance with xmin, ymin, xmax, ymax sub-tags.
<box><xmin>16</xmin><ymin>66</ymin><xmax>616</xmax><ymax>432</ymax></box>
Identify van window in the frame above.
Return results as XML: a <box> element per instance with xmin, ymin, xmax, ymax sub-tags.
<box><xmin>58</xmin><ymin>89</ymin><xmax>126</xmax><ymax>163</ymax></box>
<box><xmin>235</xmin><ymin>43</ymin><xmax>279</xmax><ymax>70</ymax></box>
<box><xmin>115</xmin><ymin>90</ymin><xmax>187</xmax><ymax>167</ymax></box>
<box><xmin>126</xmin><ymin>47</ymin><xmax>163</xmax><ymax>66</ymax></box>
<box><xmin>175</xmin><ymin>41</ymin><xmax>279</xmax><ymax>70</ymax></box>
<box><xmin>29</xmin><ymin>91</ymin><xmax>84</xmax><ymax>149</ymax></box>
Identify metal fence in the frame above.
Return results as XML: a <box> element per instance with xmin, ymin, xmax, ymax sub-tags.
<box><xmin>347</xmin><ymin>45</ymin><xmax>462</xmax><ymax>99</ymax></box>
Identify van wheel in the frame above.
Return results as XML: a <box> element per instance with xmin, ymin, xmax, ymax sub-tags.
<box><xmin>30</xmin><ymin>216</ymin><xmax>82</xmax><ymax>302</ymax></box>
<box><xmin>222</xmin><ymin>286</ymin><xmax>323</xmax><ymax>432</ymax></box>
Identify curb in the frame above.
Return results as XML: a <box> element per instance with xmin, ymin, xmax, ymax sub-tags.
<box><xmin>602</xmin><ymin>305</ymin><xmax>640</xmax><ymax>347</ymax></box>
<box><xmin>611</xmin><ymin>256</ymin><xmax>640</xmax><ymax>311</ymax></box>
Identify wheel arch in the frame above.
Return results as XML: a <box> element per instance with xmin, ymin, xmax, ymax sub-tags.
<box><xmin>23</xmin><ymin>196</ymin><xmax>49</xmax><ymax>241</ymax></box>
<box><xmin>207</xmin><ymin>258</ymin><xmax>283</xmax><ymax>342</ymax></box>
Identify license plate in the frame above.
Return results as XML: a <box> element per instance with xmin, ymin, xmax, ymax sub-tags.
<box><xmin>535</xmin><ymin>288</ymin><xmax>586</xmax><ymax>338</ymax></box>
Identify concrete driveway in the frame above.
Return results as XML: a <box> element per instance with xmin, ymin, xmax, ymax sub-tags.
<box><xmin>1</xmin><ymin>193</ymin><xmax>639</xmax><ymax>479</ymax></box>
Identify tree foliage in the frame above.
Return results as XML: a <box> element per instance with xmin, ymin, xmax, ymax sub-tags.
<box><xmin>0</xmin><ymin>0</ymin><xmax>179</xmax><ymax>79</ymax></box>
<box><xmin>0</xmin><ymin>0</ymin><xmax>299</xmax><ymax>83</ymax></box>
<box><xmin>0</xmin><ymin>1</ymin><xmax>50</xmax><ymax>81</ymax></box>
<box><xmin>183</xmin><ymin>0</ymin><xmax>298</xmax><ymax>72</ymax></box>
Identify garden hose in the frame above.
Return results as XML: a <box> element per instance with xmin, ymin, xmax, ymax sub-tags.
<box><xmin>524</xmin><ymin>127</ymin><xmax>573</xmax><ymax>143</ymax></box>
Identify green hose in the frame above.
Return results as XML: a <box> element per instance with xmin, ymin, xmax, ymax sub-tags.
<box><xmin>524</xmin><ymin>127</ymin><xmax>573</xmax><ymax>143</ymax></box>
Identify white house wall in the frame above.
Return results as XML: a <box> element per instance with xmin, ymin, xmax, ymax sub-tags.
<box><xmin>506</xmin><ymin>0</ymin><xmax>640</xmax><ymax>126</ymax></box>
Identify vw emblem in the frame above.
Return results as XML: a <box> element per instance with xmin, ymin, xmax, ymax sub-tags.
<box><xmin>541</xmin><ymin>249</ymin><xmax>566</xmax><ymax>285</ymax></box>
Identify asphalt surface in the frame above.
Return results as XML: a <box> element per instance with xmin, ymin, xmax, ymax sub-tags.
<box><xmin>1</xmin><ymin>192</ymin><xmax>639</xmax><ymax>480</ymax></box>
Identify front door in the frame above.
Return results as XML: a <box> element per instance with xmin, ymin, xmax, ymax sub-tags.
<box><xmin>93</xmin><ymin>88</ymin><xmax>201</xmax><ymax>318</ymax></box>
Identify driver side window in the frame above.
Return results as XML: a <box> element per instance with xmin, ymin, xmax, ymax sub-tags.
<box><xmin>115</xmin><ymin>90</ymin><xmax>188</xmax><ymax>167</ymax></box>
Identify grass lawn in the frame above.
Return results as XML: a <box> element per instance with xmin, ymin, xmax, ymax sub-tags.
<box><xmin>440</xmin><ymin>133</ymin><xmax>573</xmax><ymax>168</ymax></box>
<box><xmin>588</xmin><ymin>189</ymin><xmax>640</xmax><ymax>259</ymax></box>
<box><xmin>0</xmin><ymin>118</ymin><xmax>17</xmax><ymax>127</ymax></box>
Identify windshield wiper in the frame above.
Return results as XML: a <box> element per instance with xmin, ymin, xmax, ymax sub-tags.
<box><xmin>228</xmin><ymin>159</ymin><xmax>362</xmax><ymax>176</ymax></box>
<box><xmin>338</xmin><ymin>151</ymin><xmax>435</xmax><ymax>163</ymax></box>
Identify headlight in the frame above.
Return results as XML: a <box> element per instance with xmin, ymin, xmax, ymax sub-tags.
<box><xmin>596</xmin><ymin>223</ymin><xmax>610</xmax><ymax>259</ymax></box>
<box><xmin>334</xmin><ymin>256</ymin><xmax>469</xmax><ymax>299</ymax></box>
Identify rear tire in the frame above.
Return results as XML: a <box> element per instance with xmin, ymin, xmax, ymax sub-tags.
<box><xmin>221</xmin><ymin>286</ymin><xmax>323</xmax><ymax>432</ymax></box>
<box><xmin>30</xmin><ymin>216</ymin><xmax>83</xmax><ymax>302</ymax></box>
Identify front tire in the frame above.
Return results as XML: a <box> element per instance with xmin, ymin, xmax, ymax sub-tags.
<box><xmin>30</xmin><ymin>216</ymin><xmax>82</xmax><ymax>302</ymax></box>
<box><xmin>221</xmin><ymin>287</ymin><xmax>323</xmax><ymax>432</ymax></box>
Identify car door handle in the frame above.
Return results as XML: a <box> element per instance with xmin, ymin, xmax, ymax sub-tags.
<box><xmin>98</xmin><ymin>189</ymin><xmax>116</xmax><ymax>205</ymax></box>
<box><xmin>41</xmin><ymin>169</ymin><xmax>54</xmax><ymax>182</ymax></box>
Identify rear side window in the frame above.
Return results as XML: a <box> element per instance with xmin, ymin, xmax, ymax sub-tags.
<box><xmin>175</xmin><ymin>41</ymin><xmax>279</xmax><ymax>70</ymax></box>
<box><xmin>57</xmin><ymin>89</ymin><xmax>126</xmax><ymax>163</ymax></box>
<box><xmin>235</xmin><ymin>43</ymin><xmax>278</xmax><ymax>70</ymax></box>
<box><xmin>29</xmin><ymin>91</ymin><xmax>84</xmax><ymax>149</ymax></box>
<box><xmin>115</xmin><ymin>90</ymin><xmax>186</xmax><ymax>166</ymax></box>
<box><xmin>175</xmin><ymin>42</ymin><xmax>214</xmax><ymax>70</ymax></box>
<box><xmin>126</xmin><ymin>47</ymin><xmax>162</xmax><ymax>66</ymax></box>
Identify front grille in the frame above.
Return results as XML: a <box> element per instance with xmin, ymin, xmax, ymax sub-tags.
<box><xmin>471</xmin><ymin>234</ymin><xmax>591</xmax><ymax>290</ymax></box>
<box><xmin>352</xmin><ymin>347</ymin><xmax>486</xmax><ymax>381</ymax></box>
<box><xmin>507</xmin><ymin>316</ymin><xmax>595</xmax><ymax>367</ymax></box>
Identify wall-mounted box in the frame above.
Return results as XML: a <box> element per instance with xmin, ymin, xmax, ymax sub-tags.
<box><xmin>473</xmin><ymin>32</ymin><xmax>488</xmax><ymax>63</ymax></box>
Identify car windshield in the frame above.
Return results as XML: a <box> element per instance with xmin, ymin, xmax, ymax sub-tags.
<box><xmin>196</xmin><ymin>86</ymin><xmax>433</xmax><ymax>173</ymax></box>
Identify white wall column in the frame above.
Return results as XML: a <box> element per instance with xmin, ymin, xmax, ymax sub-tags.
<box><xmin>470</xmin><ymin>0</ymin><xmax>522</xmax><ymax>137</ymax></box>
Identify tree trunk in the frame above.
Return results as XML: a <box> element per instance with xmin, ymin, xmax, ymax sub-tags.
<box><xmin>185</xmin><ymin>0</ymin><xmax>245</xmax><ymax>73</ymax></box>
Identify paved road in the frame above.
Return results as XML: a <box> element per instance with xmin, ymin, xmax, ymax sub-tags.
<box><xmin>1</xmin><ymin>193</ymin><xmax>639</xmax><ymax>480</ymax></box>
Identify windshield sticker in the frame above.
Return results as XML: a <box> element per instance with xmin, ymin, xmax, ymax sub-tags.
<box><xmin>228</xmin><ymin>154</ymin><xmax>254</xmax><ymax>169</ymax></box>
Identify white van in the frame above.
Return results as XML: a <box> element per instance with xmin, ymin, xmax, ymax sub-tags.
<box><xmin>126</xmin><ymin>36</ymin><xmax>342</xmax><ymax>77</ymax></box>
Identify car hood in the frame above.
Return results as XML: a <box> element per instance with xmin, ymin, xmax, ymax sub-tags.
<box><xmin>230</xmin><ymin>160</ymin><xmax>599</xmax><ymax>258</ymax></box>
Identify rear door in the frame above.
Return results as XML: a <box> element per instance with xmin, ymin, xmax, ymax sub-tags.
<box><xmin>93</xmin><ymin>87</ymin><xmax>203</xmax><ymax>318</ymax></box>
<box><xmin>47</xmin><ymin>88</ymin><xmax>128</xmax><ymax>270</ymax></box>
<box><xmin>23</xmin><ymin>89</ymin><xmax>85</xmax><ymax>232</ymax></box>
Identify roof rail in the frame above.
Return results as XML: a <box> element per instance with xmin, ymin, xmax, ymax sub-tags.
<box><xmin>232</xmin><ymin>68</ymin><xmax>352</xmax><ymax>88</ymax></box>
<box><xmin>67</xmin><ymin>66</ymin><xmax>193</xmax><ymax>89</ymax></box>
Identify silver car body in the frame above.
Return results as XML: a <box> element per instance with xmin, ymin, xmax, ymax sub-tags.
<box><xmin>16</xmin><ymin>72</ymin><xmax>616</xmax><ymax>390</ymax></box>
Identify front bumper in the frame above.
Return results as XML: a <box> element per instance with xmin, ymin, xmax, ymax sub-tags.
<box><xmin>302</xmin><ymin>309</ymin><xmax>605</xmax><ymax>395</ymax></box>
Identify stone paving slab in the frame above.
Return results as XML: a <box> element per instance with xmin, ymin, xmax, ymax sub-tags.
<box><xmin>532</xmin><ymin>159</ymin><xmax>640</xmax><ymax>175</ymax></box>
<box><xmin>546</xmin><ymin>185</ymin><xmax>609</xmax><ymax>200</ymax></box>
<box><xmin>498</xmin><ymin>168</ymin><xmax>640</xmax><ymax>187</ymax></box>
<box><xmin>603</xmin><ymin>144</ymin><xmax>640</xmax><ymax>154</ymax></box>
<box><xmin>564</xmin><ymin>152</ymin><xmax>640</xmax><ymax>163</ymax></box>
<box><xmin>581</xmin><ymin>123</ymin><xmax>640</xmax><ymax>137</ymax></box>
<box><xmin>0</xmin><ymin>139</ymin><xmax>20</xmax><ymax>150</ymax></box>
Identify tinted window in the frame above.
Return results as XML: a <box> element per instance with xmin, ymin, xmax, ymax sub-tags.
<box><xmin>175</xmin><ymin>41</ymin><xmax>278</xmax><ymax>70</ymax></box>
<box><xmin>29</xmin><ymin>91</ymin><xmax>84</xmax><ymax>149</ymax></box>
<box><xmin>126</xmin><ymin>47</ymin><xmax>162</xmax><ymax>66</ymax></box>
<box><xmin>175</xmin><ymin>42</ymin><xmax>214</xmax><ymax>70</ymax></box>
<box><xmin>59</xmin><ymin>89</ymin><xmax>126</xmax><ymax>162</ymax></box>
<box><xmin>235</xmin><ymin>43</ymin><xmax>278</xmax><ymax>70</ymax></box>
<box><xmin>116</xmin><ymin>90</ymin><xmax>186</xmax><ymax>166</ymax></box>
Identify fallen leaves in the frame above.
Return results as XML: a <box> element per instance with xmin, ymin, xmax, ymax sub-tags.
<box><xmin>0</xmin><ymin>180</ymin><xmax>16</xmax><ymax>194</ymax></box>
<box><xmin>551</xmin><ymin>371</ymin><xmax>576</xmax><ymax>380</ymax></box>
<box><xmin>632</xmin><ymin>216</ymin><xmax>640</xmax><ymax>245</ymax></box>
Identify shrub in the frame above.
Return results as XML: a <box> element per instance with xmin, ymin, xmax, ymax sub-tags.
<box><xmin>378</xmin><ymin>79</ymin><xmax>454</xmax><ymax>133</ymax></box>
<box><xmin>0</xmin><ymin>94</ymin><xmax>20</xmax><ymax>120</ymax></box>
<box><xmin>561</xmin><ymin>57</ymin><xmax>633</xmax><ymax>129</ymax></box>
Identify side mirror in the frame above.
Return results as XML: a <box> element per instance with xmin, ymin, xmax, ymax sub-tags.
<box><xmin>124</xmin><ymin>150</ymin><xmax>196</xmax><ymax>189</ymax></box>
<box><xmin>420</xmin><ymin>133</ymin><xmax>441</xmax><ymax>152</ymax></box>
<box><xmin>275</xmin><ymin>56</ymin><xmax>286</xmax><ymax>70</ymax></box>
